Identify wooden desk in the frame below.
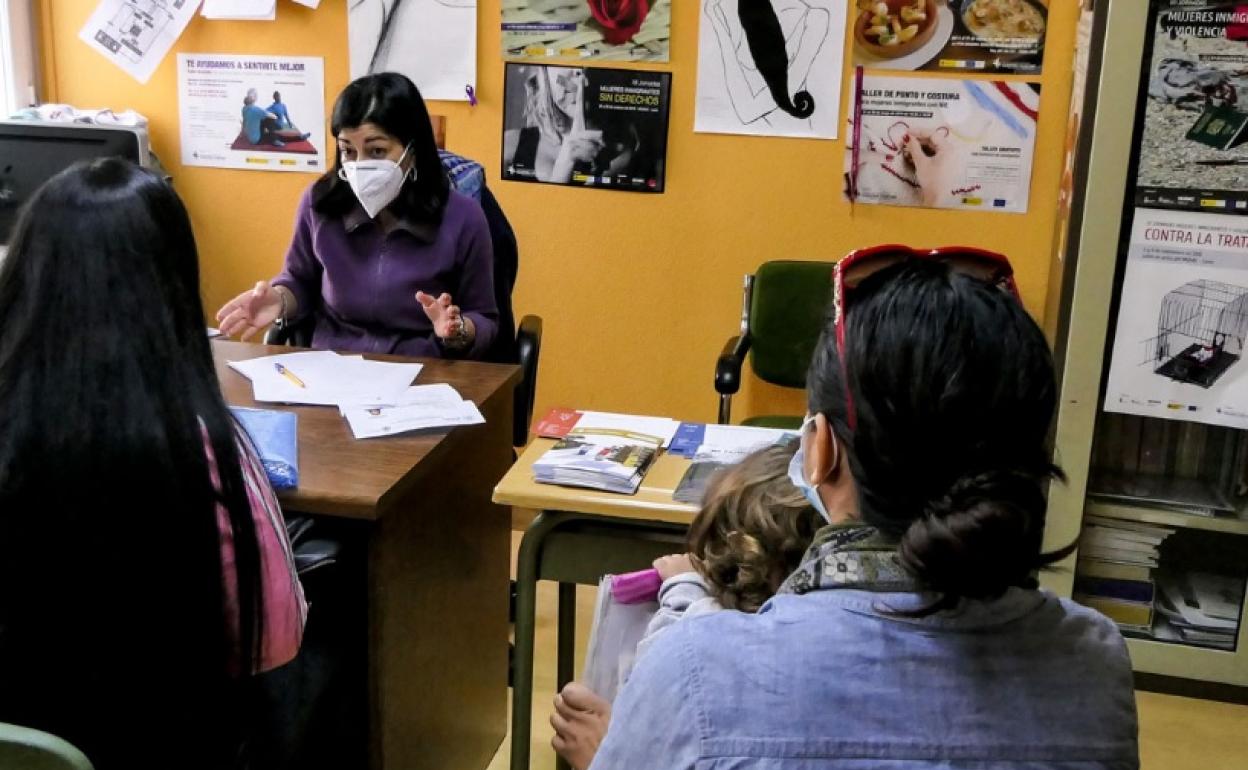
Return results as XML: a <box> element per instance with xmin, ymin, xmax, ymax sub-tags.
<box><xmin>494</xmin><ymin>439</ymin><xmax>699</xmax><ymax>770</ymax></box>
<box><xmin>215</xmin><ymin>340</ymin><xmax>520</xmax><ymax>770</ymax></box>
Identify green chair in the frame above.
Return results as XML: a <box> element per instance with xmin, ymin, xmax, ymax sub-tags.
<box><xmin>715</xmin><ymin>260</ymin><xmax>836</xmax><ymax>428</ymax></box>
<box><xmin>0</xmin><ymin>723</ymin><xmax>93</xmax><ymax>770</ymax></box>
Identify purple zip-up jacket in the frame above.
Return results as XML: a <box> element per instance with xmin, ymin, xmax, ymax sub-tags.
<box><xmin>273</xmin><ymin>186</ymin><xmax>498</xmax><ymax>358</ymax></box>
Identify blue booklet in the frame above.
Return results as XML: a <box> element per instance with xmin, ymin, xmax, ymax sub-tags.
<box><xmin>230</xmin><ymin>407</ymin><xmax>299</xmax><ymax>490</ymax></box>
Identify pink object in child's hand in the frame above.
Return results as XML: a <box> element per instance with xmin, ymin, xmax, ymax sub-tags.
<box><xmin>610</xmin><ymin>568</ymin><xmax>662</xmax><ymax>604</ymax></box>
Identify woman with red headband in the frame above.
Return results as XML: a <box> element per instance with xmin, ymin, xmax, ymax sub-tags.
<box><xmin>576</xmin><ymin>248</ymin><xmax>1139</xmax><ymax>769</ymax></box>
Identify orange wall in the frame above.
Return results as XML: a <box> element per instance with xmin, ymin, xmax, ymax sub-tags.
<box><xmin>37</xmin><ymin>0</ymin><xmax>1077</xmax><ymax>423</ymax></box>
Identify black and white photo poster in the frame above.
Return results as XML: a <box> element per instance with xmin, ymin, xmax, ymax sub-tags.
<box><xmin>695</xmin><ymin>0</ymin><xmax>848</xmax><ymax>140</ymax></box>
<box><xmin>502</xmin><ymin>63</ymin><xmax>671</xmax><ymax>192</ymax></box>
<box><xmin>1106</xmin><ymin>209</ymin><xmax>1248</xmax><ymax>429</ymax></box>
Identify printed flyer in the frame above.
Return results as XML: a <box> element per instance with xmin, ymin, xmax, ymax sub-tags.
<box><xmin>845</xmin><ymin>73</ymin><xmax>1039</xmax><ymax>213</ymax></box>
<box><xmin>178</xmin><ymin>54</ymin><xmax>325</xmax><ymax>173</ymax></box>
<box><xmin>502</xmin><ymin>0</ymin><xmax>670</xmax><ymax>61</ymax></box>
<box><xmin>1136</xmin><ymin>1</ymin><xmax>1248</xmax><ymax>214</ymax></box>
<box><xmin>850</xmin><ymin>0</ymin><xmax>1047</xmax><ymax>75</ymax></box>
<box><xmin>502</xmin><ymin>63</ymin><xmax>671</xmax><ymax>192</ymax></box>
<box><xmin>1105</xmin><ymin>208</ymin><xmax>1248</xmax><ymax>430</ymax></box>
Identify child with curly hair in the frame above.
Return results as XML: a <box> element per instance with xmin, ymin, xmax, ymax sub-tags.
<box><xmin>552</xmin><ymin>441</ymin><xmax>823</xmax><ymax>770</ymax></box>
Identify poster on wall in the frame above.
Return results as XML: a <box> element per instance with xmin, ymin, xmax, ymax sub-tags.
<box><xmin>1105</xmin><ymin>208</ymin><xmax>1248</xmax><ymax>430</ymax></box>
<box><xmin>349</xmin><ymin>0</ymin><xmax>477</xmax><ymax>102</ymax></box>
<box><xmin>849</xmin><ymin>0</ymin><xmax>1047</xmax><ymax>75</ymax></box>
<box><xmin>845</xmin><ymin>73</ymin><xmax>1039</xmax><ymax>212</ymax></box>
<box><xmin>177</xmin><ymin>54</ymin><xmax>326</xmax><ymax>173</ymax></box>
<box><xmin>79</xmin><ymin>0</ymin><xmax>201</xmax><ymax>84</ymax></box>
<box><xmin>502</xmin><ymin>0</ymin><xmax>671</xmax><ymax>62</ymax></box>
<box><xmin>1135</xmin><ymin>1</ymin><xmax>1248</xmax><ymax>214</ymax></box>
<box><xmin>694</xmin><ymin>0</ymin><xmax>848</xmax><ymax>140</ymax></box>
<box><xmin>501</xmin><ymin>63</ymin><xmax>671</xmax><ymax>192</ymax></box>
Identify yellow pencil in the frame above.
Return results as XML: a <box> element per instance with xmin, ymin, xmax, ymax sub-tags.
<box><xmin>274</xmin><ymin>363</ymin><xmax>306</xmax><ymax>388</ymax></box>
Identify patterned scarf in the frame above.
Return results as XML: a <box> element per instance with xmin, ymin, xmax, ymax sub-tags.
<box><xmin>777</xmin><ymin>522</ymin><xmax>918</xmax><ymax>596</ymax></box>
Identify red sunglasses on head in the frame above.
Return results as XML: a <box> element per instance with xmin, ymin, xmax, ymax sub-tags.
<box><xmin>831</xmin><ymin>245</ymin><xmax>1020</xmax><ymax>429</ymax></box>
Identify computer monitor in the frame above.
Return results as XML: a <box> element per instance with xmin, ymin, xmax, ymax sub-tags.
<box><xmin>0</xmin><ymin>121</ymin><xmax>150</xmax><ymax>245</ymax></box>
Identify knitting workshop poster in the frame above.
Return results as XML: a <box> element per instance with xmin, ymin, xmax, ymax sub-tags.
<box><xmin>178</xmin><ymin>54</ymin><xmax>326</xmax><ymax>174</ymax></box>
<box><xmin>502</xmin><ymin>0</ymin><xmax>671</xmax><ymax>62</ymax></box>
<box><xmin>1136</xmin><ymin>1</ymin><xmax>1248</xmax><ymax>214</ymax></box>
<box><xmin>844</xmin><ymin>73</ymin><xmax>1039</xmax><ymax>213</ymax></box>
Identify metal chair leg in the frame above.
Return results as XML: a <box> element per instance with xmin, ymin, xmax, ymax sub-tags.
<box><xmin>511</xmin><ymin>511</ymin><xmax>564</xmax><ymax>770</ymax></box>
<box><xmin>554</xmin><ymin>581</ymin><xmax>577</xmax><ymax>770</ymax></box>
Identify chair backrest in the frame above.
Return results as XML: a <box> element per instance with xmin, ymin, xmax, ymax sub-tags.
<box><xmin>748</xmin><ymin>260</ymin><xmax>835</xmax><ymax>389</ymax></box>
<box><xmin>478</xmin><ymin>185</ymin><xmax>519</xmax><ymax>365</ymax></box>
<box><xmin>0</xmin><ymin>723</ymin><xmax>94</xmax><ymax>770</ymax></box>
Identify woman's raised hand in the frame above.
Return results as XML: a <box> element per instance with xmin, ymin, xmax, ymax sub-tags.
<box><xmin>216</xmin><ymin>280</ymin><xmax>283</xmax><ymax>341</ymax></box>
<box><xmin>416</xmin><ymin>291</ymin><xmax>464</xmax><ymax>340</ymax></box>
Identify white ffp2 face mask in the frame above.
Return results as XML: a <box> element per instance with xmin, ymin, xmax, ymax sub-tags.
<box><xmin>338</xmin><ymin>144</ymin><xmax>415</xmax><ymax>218</ymax></box>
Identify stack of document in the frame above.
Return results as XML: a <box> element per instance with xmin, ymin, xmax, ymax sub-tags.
<box><xmin>339</xmin><ymin>383</ymin><xmax>485</xmax><ymax>440</ymax></box>
<box><xmin>669</xmin><ymin>423</ymin><xmax>797</xmax><ymax>462</ymax></box>
<box><xmin>1155</xmin><ymin>572</ymin><xmax>1243</xmax><ymax>650</ymax></box>
<box><xmin>229</xmin><ymin>351</ymin><xmax>422</xmax><ymax>407</ymax></box>
<box><xmin>533</xmin><ymin>411</ymin><xmax>680</xmax><ymax>494</ymax></box>
<box><xmin>229</xmin><ymin>351</ymin><xmax>484</xmax><ymax>439</ymax></box>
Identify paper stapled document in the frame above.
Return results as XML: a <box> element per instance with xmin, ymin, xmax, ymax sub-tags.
<box><xmin>80</xmin><ymin>0</ymin><xmax>202</xmax><ymax>84</ymax></box>
<box><xmin>202</xmin><ymin>0</ymin><xmax>275</xmax><ymax>20</ymax></box>
<box><xmin>228</xmin><ymin>351</ymin><xmax>421</xmax><ymax>407</ymax></box>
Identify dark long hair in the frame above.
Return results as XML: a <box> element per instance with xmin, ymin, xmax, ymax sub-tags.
<box><xmin>738</xmin><ymin>0</ymin><xmax>815</xmax><ymax>119</ymax></box>
<box><xmin>311</xmin><ymin>72</ymin><xmax>450</xmax><ymax>224</ymax></box>
<box><xmin>0</xmin><ymin>158</ymin><xmax>263</xmax><ymax>767</ymax></box>
<box><xmin>808</xmin><ymin>260</ymin><xmax>1074</xmax><ymax>609</ymax></box>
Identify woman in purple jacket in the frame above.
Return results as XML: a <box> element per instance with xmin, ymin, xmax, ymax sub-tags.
<box><xmin>217</xmin><ymin>73</ymin><xmax>498</xmax><ymax>359</ymax></box>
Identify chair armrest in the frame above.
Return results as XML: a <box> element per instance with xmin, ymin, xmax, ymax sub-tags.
<box><xmin>514</xmin><ymin>315</ymin><xmax>543</xmax><ymax>447</ymax></box>
<box><xmin>263</xmin><ymin>317</ymin><xmax>314</xmax><ymax>347</ymax></box>
<box><xmin>264</xmin><ymin>324</ymin><xmax>293</xmax><ymax>346</ymax></box>
<box><xmin>715</xmin><ymin>333</ymin><xmax>751</xmax><ymax>396</ymax></box>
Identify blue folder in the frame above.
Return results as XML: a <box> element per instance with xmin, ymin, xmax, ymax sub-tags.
<box><xmin>230</xmin><ymin>407</ymin><xmax>299</xmax><ymax>490</ymax></box>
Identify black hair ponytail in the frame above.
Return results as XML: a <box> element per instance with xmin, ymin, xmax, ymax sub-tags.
<box><xmin>738</xmin><ymin>0</ymin><xmax>816</xmax><ymax>119</ymax></box>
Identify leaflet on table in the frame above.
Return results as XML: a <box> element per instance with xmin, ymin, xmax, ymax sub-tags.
<box><xmin>668</xmin><ymin>423</ymin><xmax>797</xmax><ymax>459</ymax></box>
<box><xmin>533</xmin><ymin>407</ymin><xmax>680</xmax><ymax>447</ymax></box>
<box><xmin>228</xmin><ymin>350</ymin><xmax>421</xmax><ymax>406</ymax></box>
<box><xmin>533</xmin><ymin>437</ymin><xmax>658</xmax><ymax>494</ymax></box>
<box><xmin>341</xmin><ymin>399</ymin><xmax>485</xmax><ymax>440</ymax></box>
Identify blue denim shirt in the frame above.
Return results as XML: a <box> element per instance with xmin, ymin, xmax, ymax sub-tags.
<box><xmin>591</xmin><ymin>587</ymin><xmax>1139</xmax><ymax>769</ymax></box>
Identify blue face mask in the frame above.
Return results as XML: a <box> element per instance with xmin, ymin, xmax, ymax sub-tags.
<box><xmin>788</xmin><ymin>443</ymin><xmax>831</xmax><ymax>523</ymax></box>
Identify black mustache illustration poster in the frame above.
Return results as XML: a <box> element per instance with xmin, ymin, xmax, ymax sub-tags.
<box><xmin>695</xmin><ymin>0</ymin><xmax>848</xmax><ymax>140</ymax></box>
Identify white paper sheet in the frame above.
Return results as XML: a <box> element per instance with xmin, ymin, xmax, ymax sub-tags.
<box><xmin>229</xmin><ymin>351</ymin><xmax>422</xmax><ymax>407</ymax></box>
<box><xmin>349</xmin><ymin>0</ymin><xmax>477</xmax><ymax>102</ymax></box>
<box><xmin>572</xmin><ymin>412</ymin><xmax>681</xmax><ymax>448</ymax></box>
<box><xmin>342</xmin><ymin>399</ymin><xmax>485</xmax><ymax>439</ymax></box>
<box><xmin>291</xmin><ymin>0</ymin><xmax>321</xmax><ymax>7</ymax></box>
<box><xmin>202</xmin><ymin>0</ymin><xmax>275</xmax><ymax>19</ymax></box>
<box><xmin>80</xmin><ymin>0</ymin><xmax>203</xmax><ymax>84</ymax></box>
<box><xmin>694</xmin><ymin>0</ymin><xmax>847</xmax><ymax>140</ymax></box>
<box><xmin>178</xmin><ymin>53</ymin><xmax>326</xmax><ymax>174</ymax></box>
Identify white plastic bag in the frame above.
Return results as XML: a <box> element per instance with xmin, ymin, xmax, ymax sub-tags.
<box><xmin>580</xmin><ymin>575</ymin><xmax>659</xmax><ymax>703</ymax></box>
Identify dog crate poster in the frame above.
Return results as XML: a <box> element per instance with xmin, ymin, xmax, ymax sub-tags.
<box><xmin>1105</xmin><ymin>208</ymin><xmax>1248</xmax><ymax>429</ymax></box>
<box><xmin>178</xmin><ymin>54</ymin><xmax>326</xmax><ymax>174</ymax></box>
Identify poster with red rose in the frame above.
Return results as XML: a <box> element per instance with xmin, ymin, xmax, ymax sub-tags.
<box><xmin>503</xmin><ymin>0</ymin><xmax>671</xmax><ymax>61</ymax></box>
